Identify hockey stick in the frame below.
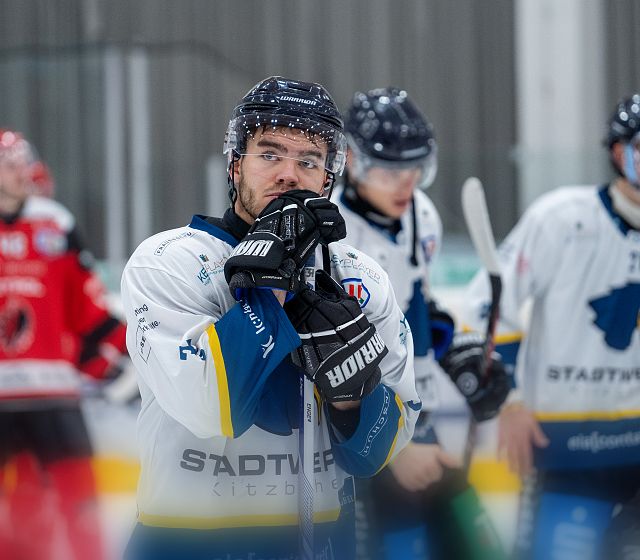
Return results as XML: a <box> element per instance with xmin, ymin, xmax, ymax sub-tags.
<box><xmin>460</xmin><ymin>177</ymin><xmax>503</xmax><ymax>472</ymax></box>
<box><xmin>299</xmin><ymin>258</ymin><xmax>316</xmax><ymax>560</ymax></box>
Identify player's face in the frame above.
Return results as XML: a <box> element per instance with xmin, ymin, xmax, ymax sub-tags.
<box><xmin>357</xmin><ymin>166</ymin><xmax>422</xmax><ymax>219</ymax></box>
<box><xmin>233</xmin><ymin>128</ymin><xmax>329</xmax><ymax>222</ymax></box>
<box><xmin>612</xmin><ymin>139</ymin><xmax>640</xmax><ymax>204</ymax></box>
<box><xmin>0</xmin><ymin>157</ymin><xmax>31</xmax><ymax>205</ymax></box>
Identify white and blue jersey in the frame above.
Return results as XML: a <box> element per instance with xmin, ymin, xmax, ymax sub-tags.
<box><xmin>333</xmin><ymin>186</ymin><xmax>446</xmax><ymax>415</ymax></box>
<box><xmin>120</xmin><ymin>210</ymin><xmax>420</xmax><ymax>559</ymax></box>
<box><xmin>464</xmin><ymin>185</ymin><xmax>640</xmax><ymax>471</ymax></box>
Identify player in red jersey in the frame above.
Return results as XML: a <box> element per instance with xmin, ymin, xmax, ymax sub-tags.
<box><xmin>0</xmin><ymin>129</ymin><xmax>128</xmax><ymax>560</ymax></box>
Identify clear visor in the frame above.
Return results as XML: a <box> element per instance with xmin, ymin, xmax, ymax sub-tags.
<box><xmin>234</xmin><ymin>152</ymin><xmax>331</xmax><ymax>193</ymax></box>
<box><xmin>349</xmin><ymin>143</ymin><xmax>438</xmax><ymax>191</ymax></box>
<box><xmin>224</xmin><ymin>114</ymin><xmax>347</xmax><ymax>175</ymax></box>
<box><xmin>623</xmin><ymin>134</ymin><xmax>640</xmax><ymax>187</ymax></box>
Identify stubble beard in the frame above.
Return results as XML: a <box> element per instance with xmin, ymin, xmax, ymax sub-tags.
<box><xmin>236</xmin><ymin>175</ymin><xmax>263</xmax><ymax>221</ymax></box>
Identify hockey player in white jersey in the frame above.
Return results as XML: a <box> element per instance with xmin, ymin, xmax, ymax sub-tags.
<box><xmin>120</xmin><ymin>76</ymin><xmax>421</xmax><ymax>560</ymax></box>
<box><xmin>334</xmin><ymin>87</ymin><xmax>510</xmax><ymax>560</ymax></box>
<box><xmin>463</xmin><ymin>93</ymin><xmax>640</xmax><ymax>560</ymax></box>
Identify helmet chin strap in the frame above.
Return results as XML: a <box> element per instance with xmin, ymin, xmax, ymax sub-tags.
<box><xmin>227</xmin><ymin>152</ymin><xmax>241</xmax><ymax>206</ymax></box>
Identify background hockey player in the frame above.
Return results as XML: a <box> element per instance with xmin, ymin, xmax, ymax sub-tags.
<box><xmin>334</xmin><ymin>87</ymin><xmax>510</xmax><ymax>560</ymax></box>
<box><xmin>120</xmin><ymin>76</ymin><xmax>420</xmax><ymax>560</ymax></box>
<box><xmin>463</xmin><ymin>93</ymin><xmax>640</xmax><ymax>560</ymax></box>
<box><xmin>0</xmin><ymin>129</ymin><xmax>128</xmax><ymax>560</ymax></box>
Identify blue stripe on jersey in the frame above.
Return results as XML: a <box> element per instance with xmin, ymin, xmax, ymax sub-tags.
<box><xmin>534</xmin><ymin>417</ymin><xmax>640</xmax><ymax>470</ymax></box>
<box><xmin>404</xmin><ymin>279</ymin><xmax>431</xmax><ymax>357</ymax></box>
<box><xmin>330</xmin><ymin>384</ymin><xmax>403</xmax><ymax>478</ymax></box>
<box><xmin>126</xmin><ymin>514</ymin><xmax>354</xmax><ymax>560</ymax></box>
<box><xmin>189</xmin><ymin>215</ymin><xmax>239</xmax><ymax>247</ymax></box>
<box><xmin>213</xmin><ymin>290</ymin><xmax>300</xmax><ymax>438</ymax></box>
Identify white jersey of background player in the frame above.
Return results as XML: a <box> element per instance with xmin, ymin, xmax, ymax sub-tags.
<box><xmin>335</xmin><ymin>88</ymin><xmax>510</xmax><ymax>560</ymax></box>
<box><xmin>463</xmin><ymin>94</ymin><xmax>640</xmax><ymax>560</ymax></box>
<box><xmin>121</xmin><ymin>77</ymin><xmax>419</xmax><ymax>560</ymax></box>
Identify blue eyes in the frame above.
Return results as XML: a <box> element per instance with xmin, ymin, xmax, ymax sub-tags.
<box><xmin>260</xmin><ymin>152</ymin><xmax>319</xmax><ymax>170</ymax></box>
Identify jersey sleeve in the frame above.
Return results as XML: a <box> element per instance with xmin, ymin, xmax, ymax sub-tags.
<box><xmin>329</xmin><ymin>384</ymin><xmax>411</xmax><ymax>478</ymax></box>
<box><xmin>329</xmin><ymin>261</ymin><xmax>420</xmax><ymax>477</ymax></box>
<box><xmin>63</xmin><ymin>226</ymin><xmax>128</xmax><ymax>378</ymax></box>
<box><xmin>463</xmin><ymin>196</ymin><xmax>563</xmax><ymax>371</ymax></box>
<box><xmin>121</xmin><ymin>265</ymin><xmax>301</xmax><ymax>440</ymax></box>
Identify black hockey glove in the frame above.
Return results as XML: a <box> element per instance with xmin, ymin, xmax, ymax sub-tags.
<box><xmin>224</xmin><ymin>190</ymin><xmax>346</xmax><ymax>300</ymax></box>
<box><xmin>284</xmin><ymin>270</ymin><xmax>387</xmax><ymax>402</ymax></box>
<box><xmin>439</xmin><ymin>332</ymin><xmax>510</xmax><ymax>422</ymax></box>
<box><xmin>428</xmin><ymin>299</ymin><xmax>455</xmax><ymax>360</ymax></box>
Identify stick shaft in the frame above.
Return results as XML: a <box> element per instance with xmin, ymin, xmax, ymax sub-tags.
<box><xmin>461</xmin><ymin>178</ymin><xmax>503</xmax><ymax>471</ymax></box>
<box><xmin>299</xmin><ymin>261</ymin><xmax>316</xmax><ymax>559</ymax></box>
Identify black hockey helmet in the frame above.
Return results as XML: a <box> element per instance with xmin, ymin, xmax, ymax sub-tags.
<box><xmin>345</xmin><ymin>87</ymin><xmax>438</xmax><ymax>188</ymax></box>
<box><xmin>605</xmin><ymin>93</ymin><xmax>640</xmax><ymax>180</ymax></box>
<box><xmin>606</xmin><ymin>93</ymin><xmax>640</xmax><ymax>149</ymax></box>
<box><xmin>224</xmin><ymin>77</ymin><xmax>347</xmax><ymax>177</ymax></box>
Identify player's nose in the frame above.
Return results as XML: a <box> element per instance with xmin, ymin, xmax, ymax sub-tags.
<box><xmin>274</xmin><ymin>158</ymin><xmax>300</xmax><ymax>187</ymax></box>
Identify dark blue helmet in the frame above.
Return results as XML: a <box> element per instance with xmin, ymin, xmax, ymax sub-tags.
<box><xmin>606</xmin><ymin>93</ymin><xmax>640</xmax><ymax>149</ymax></box>
<box><xmin>345</xmin><ymin>87</ymin><xmax>437</xmax><ymax>188</ymax></box>
<box><xmin>605</xmin><ymin>93</ymin><xmax>640</xmax><ymax>180</ymax></box>
<box><xmin>224</xmin><ymin>76</ymin><xmax>347</xmax><ymax>176</ymax></box>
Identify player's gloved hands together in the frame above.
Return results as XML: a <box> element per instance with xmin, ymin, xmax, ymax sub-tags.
<box><xmin>224</xmin><ymin>190</ymin><xmax>346</xmax><ymax>300</ymax></box>
<box><xmin>439</xmin><ymin>332</ymin><xmax>510</xmax><ymax>422</ymax></box>
<box><xmin>284</xmin><ymin>270</ymin><xmax>387</xmax><ymax>403</ymax></box>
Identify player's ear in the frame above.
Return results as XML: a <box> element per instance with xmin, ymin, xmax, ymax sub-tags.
<box><xmin>611</xmin><ymin>142</ymin><xmax>625</xmax><ymax>171</ymax></box>
<box><xmin>230</xmin><ymin>154</ymin><xmax>242</xmax><ymax>183</ymax></box>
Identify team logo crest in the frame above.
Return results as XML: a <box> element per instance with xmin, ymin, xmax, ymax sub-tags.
<box><xmin>588</xmin><ymin>283</ymin><xmax>640</xmax><ymax>350</ymax></box>
<box><xmin>34</xmin><ymin>228</ymin><xmax>66</xmax><ymax>256</ymax></box>
<box><xmin>341</xmin><ymin>277</ymin><xmax>370</xmax><ymax>308</ymax></box>
<box><xmin>0</xmin><ymin>297</ymin><xmax>34</xmax><ymax>355</ymax></box>
<box><xmin>420</xmin><ymin>235</ymin><xmax>437</xmax><ymax>264</ymax></box>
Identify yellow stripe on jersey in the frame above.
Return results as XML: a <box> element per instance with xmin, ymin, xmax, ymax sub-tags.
<box><xmin>461</xmin><ymin>325</ymin><xmax>524</xmax><ymax>345</ymax></box>
<box><xmin>376</xmin><ymin>394</ymin><xmax>405</xmax><ymax>474</ymax></box>
<box><xmin>535</xmin><ymin>409</ymin><xmax>640</xmax><ymax>422</ymax></box>
<box><xmin>90</xmin><ymin>456</ymin><xmax>523</xmax><ymax>495</ymax></box>
<box><xmin>495</xmin><ymin>332</ymin><xmax>524</xmax><ymax>345</ymax></box>
<box><xmin>206</xmin><ymin>323</ymin><xmax>233</xmax><ymax>438</ymax></box>
<box><xmin>138</xmin><ymin>508</ymin><xmax>341</xmax><ymax>529</ymax></box>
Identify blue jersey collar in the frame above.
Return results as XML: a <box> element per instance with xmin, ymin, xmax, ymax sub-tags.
<box><xmin>598</xmin><ymin>185</ymin><xmax>635</xmax><ymax>235</ymax></box>
<box><xmin>189</xmin><ymin>215</ymin><xmax>239</xmax><ymax>247</ymax></box>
